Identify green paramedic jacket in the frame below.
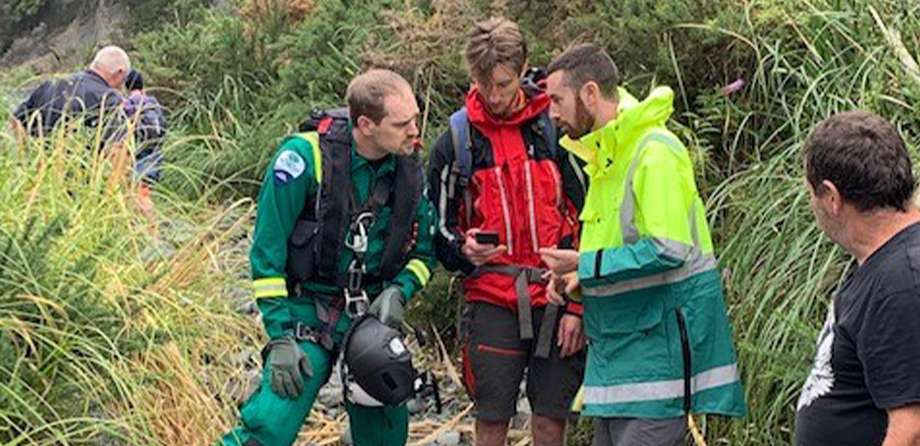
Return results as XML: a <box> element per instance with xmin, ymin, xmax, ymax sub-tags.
<box><xmin>561</xmin><ymin>87</ymin><xmax>746</xmax><ymax>419</ymax></box>
<box><xmin>249</xmin><ymin>132</ymin><xmax>438</xmax><ymax>340</ymax></box>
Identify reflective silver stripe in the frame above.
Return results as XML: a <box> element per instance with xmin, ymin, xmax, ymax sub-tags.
<box><xmin>438</xmin><ymin>165</ymin><xmax>458</xmax><ymax>242</ymax></box>
<box><xmin>584</xmin><ymin>363</ymin><xmax>739</xmax><ymax>405</ymax></box>
<box><xmin>582</xmin><ymin>253</ymin><xmax>717</xmax><ymax>297</ymax></box>
<box><xmin>524</xmin><ymin>161</ymin><xmax>540</xmax><ymax>249</ymax></box>
<box><xmin>690</xmin><ymin>199</ymin><xmax>700</xmax><ymax>254</ymax></box>
<box><xmin>620</xmin><ymin>147</ymin><xmax>643</xmax><ymax>244</ymax></box>
<box><xmin>552</xmin><ymin>159</ymin><xmax>564</xmax><ymax>209</ymax></box>
<box><xmin>494</xmin><ymin>167</ymin><xmax>514</xmax><ymax>256</ymax></box>
<box><xmin>568</xmin><ymin>151</ymin><xmax>586</xmax><ymax>198</ymax></box>
<box><xmin>601</xmin><ymin>129</ymin><xmax>707</xmax><ymax>295</ymax></box>
<box><xmin>652</xmin><ymin>237</ymin><xmax>693</xmax><ymax>262</ymax></box>
<box><xmin>620</xmin><ymin>131</ymin><xmax>687</xmax><ymax>245</ymax></box>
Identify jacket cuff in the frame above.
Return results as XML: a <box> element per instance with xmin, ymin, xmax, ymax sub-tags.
<box><xmin>564</xmin><ymin>301</ymin><xmax>583</xmax><ymax>316</ymax></box>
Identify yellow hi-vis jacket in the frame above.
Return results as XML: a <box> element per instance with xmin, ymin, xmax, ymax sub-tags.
<box><xmin>562</xmin><ymin>86</ymin><xmax>746</xmax><ymax>419</ymax></box>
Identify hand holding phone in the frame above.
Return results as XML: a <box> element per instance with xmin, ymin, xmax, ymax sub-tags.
<box><xmin>462</xmin><ymin>229</ymin><xmax>507</xmax><ymax>266</ymax></box>
<box><xmin>473</xmin><ymin>231</ymin><xmax>500</xmax><ymax>246</ymax></box>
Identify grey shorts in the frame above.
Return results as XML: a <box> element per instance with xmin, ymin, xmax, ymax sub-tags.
<box><xmin>592</xmin><ymin>417</ymin><xmax>686</xmax><ymax>446</ymax></box>
<box><xmin>460</xmin><ymin>301</ymin><xmax>585</xmax><ymax>420</ymax></box>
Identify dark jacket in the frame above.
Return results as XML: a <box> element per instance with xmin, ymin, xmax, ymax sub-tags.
<box><xmin>13</xmin><ymin>70</ymin><xmax>125</xmax><ymax>142</ymax></box>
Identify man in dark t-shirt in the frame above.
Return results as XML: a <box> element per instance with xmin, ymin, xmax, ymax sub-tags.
<box><xmin>797</xmin><ymin>110</ymin><xmax>920</xmax><ymax>446</ymax></box>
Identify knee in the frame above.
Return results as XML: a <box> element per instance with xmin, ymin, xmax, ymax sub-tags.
<box><xmin>476</xmin><ymin>418</ymin><xmax>510</xmax><ymax>446</ymax></box>
<box><xmin>532</xmin><ymin>415</ymin><xmax>566</xmax><ymax>446</ymax></box>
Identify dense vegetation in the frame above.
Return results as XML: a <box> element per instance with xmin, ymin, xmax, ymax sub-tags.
<box><xmin>2</xmin><ymin>0</ymin><xmax>919</xmax><ymax>444</ymax></box>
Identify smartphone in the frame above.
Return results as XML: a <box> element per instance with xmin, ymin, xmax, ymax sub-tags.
<box><xmin>473</xmin><ymin>231</ymin><xmax>501</xmax><ymax>246</ymax></box>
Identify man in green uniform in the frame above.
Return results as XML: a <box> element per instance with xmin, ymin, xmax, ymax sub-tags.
<box><xmin>218</xmin><ymin>68</ymin><xmax>437</xmax><ymax>446</ymax></box>
<box><xmin>540</xmin><ymin>44</ymin><xmax>746</xmax><ymax>445</ymax></box>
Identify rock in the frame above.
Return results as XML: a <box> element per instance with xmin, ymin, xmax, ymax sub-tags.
<box><xmin>235</xmin><ymin>300</ymin><xmax>259</xmax><ymax>316</ymax></box>
<box><xmin>139</xmin><ymin>238</ymin><xmax>176</xmax><ymax>262</ymax></box>
<box><xmin>340</xmin><ymin>422</ymin><xmax>352</xmax><ymax>445</ymax></box>
<box><xmin>516</xmin><ymin>395</ymin><xmax>532</xmax><ymax>415</ymax></box>
<box><xmin>406</xmin><ymin>398</ymin><xmax>425</xmax><ymax>415</ymax></box>
<box><xmin>437</xmin><ymin>431</ymin><xmax>461</xmax><ymax>446</ymax></box>
<box><xmin>318</xmin><ymin>386</ymin><xmax>343</xmax><ymax>408</ymax></box>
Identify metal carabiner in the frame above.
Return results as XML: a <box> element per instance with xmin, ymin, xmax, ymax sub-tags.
<box><xmin>345</xmin><ymin>211</ymin><xmax>376</xmax><ymax>255</ymax></box>
<box><xmin>346</xmin><ymin>259</ymin><xmax>366</xmax><ymax>294</ymax></box>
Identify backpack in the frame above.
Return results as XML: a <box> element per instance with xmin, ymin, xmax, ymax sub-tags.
<box><xmin>126</xmin><ymin>94</ymin><xmax>167</xmax><ymax>143</ymax></box>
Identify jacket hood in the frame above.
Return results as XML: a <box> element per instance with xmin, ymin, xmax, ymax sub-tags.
<box><xmin>465</xmin><ymin>84</ymin><xmax>550</xmax><ymax>128</ymax></box>
<box><xmin>560</xmin><ymin>86</ymin><xmax>675</xmax><ymax>172</ymax></box>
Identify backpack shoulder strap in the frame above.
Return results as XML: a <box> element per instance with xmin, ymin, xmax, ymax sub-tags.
<box><xmin>536</xmin><ymin>110</ymin><xmax>557</xmax><ymax>158</ymax></box>
<box><xmin>289</xmin><ymin>132</ymin><xmax>323</xmax><ymax>184</ymax></box>
<box><xmin>448</xmin><ymin>108</ymin><xmax>473</xmax><ymax>187</ymax></box>
<box><xmin>314</xmin><ymin>112</ymin><xmax>353</xmax><ymax>280</ymax></box>
<box><xmin>378</xmin><ymin>155</ymin><xmax>422</xmax><ymax>279</ymax></box>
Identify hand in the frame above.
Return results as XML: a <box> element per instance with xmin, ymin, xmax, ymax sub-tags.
<box><xmin>10</xmin><ymin>119</ymin><xmax>26</xmax><ymax>146</ymax></box>
<box><xmin>461</xmin><ymin>228</ymin><xmax>507</xmax><ymax>267</ymax></box>
<box><xmin>546</xmin><ymin>271</ymin><xmax>579</xmax><ymax>306</ymax></box>
<box><xmin>557</xmin><ymin>314</ymin><xmax>586</xmax><ymax>358</ymax></box>
<box><xmin>268</xmin><ymin>336</ymin><xmax>313</xmax><ymax>399</ymax></box>
<box><xmin>539</xmin><ymin>248</ymin><xmax>580</xmax><ymax>275</ymax></box>
<box><xmin>137</xmin><ymin>183</ymin><xmax>155</xmax><ymax>218</ymax></box>
<box><xmin>369</xmin><ymin>286</ymin><xmax>407</xmax><ymax>328</ymax></box>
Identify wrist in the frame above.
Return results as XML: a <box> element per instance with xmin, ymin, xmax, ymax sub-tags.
<box><xmin>564</xmin><ymin>300</ymin><xmax>583</xmax><ymax>317</ymax></box>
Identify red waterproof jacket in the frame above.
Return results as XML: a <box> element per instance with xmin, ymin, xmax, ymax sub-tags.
<box><xmin>428</xmin><ymin>80</ymin><xmax>586</xmax><ymax>314</ymax></box>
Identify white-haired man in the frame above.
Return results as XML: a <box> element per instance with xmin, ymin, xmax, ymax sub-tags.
<box><xmin>13</xmin><ymin>45</ymin><xmax>130</xmax><ymax>140</ymax></box>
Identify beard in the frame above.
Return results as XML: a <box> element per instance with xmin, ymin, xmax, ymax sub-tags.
<box><xmin>562</xmin><ymin>97</ymin><xmax>596</xmax><ymax>139</ymax></box>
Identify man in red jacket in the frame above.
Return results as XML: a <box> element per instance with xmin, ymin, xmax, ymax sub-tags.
<box><xmin>428</xmin><ymin>18</ymin><xmax>587</xmax><ymax>446</ymax></box>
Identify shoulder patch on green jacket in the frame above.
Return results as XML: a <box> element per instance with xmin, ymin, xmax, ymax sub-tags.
<box><xmin>273</xmin><ymin>150</ymin><xmax>306</xmax><ymax>185</ymax></box>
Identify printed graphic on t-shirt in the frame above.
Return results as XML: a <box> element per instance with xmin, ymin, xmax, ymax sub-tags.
<box><xmin>798</xmin><ymin>301</ymin><xmax>836</xmax><ymax>409</ymax></box>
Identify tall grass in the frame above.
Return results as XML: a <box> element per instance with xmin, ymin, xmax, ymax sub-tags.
<box><xmin>0</xmin><ymin>111</ymin><xmax>260</xmax><ymax>444</ymax></box>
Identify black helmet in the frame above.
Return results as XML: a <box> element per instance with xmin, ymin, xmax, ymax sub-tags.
<box><xmin>342</xmin><ymin>315</ymin><xmax>418</xmax><ymax>406</ymax></box>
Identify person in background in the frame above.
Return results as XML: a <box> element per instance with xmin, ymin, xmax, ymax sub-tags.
<box><xmin>12</xmin><ymin>45</ymin><xmax>129</xmax><ymax>144</ymax></box>
<box><xmin>123</xmin><ymin>69</ymin><xmax>166</xmax><ymax>185</ymax></box>
<box><xmin>123</xmin><ymin>69</ymin><xmax>167</xmax><ymax>215</ymax></box>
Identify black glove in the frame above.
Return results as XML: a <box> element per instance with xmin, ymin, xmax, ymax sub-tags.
<box><xmin>267</xmin><ymin>336</ymin><xmax>313</xmax><ymax>399</ymax></box>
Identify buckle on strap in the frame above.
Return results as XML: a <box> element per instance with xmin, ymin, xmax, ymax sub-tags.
<box><xmin>293</xmin><ymin>322</ymin><xmax>319</xmax><ymax>342</ymax></box>
<box><xmin>344</xmin><ymin>288</ymin><xmax>370</xmax><ymax>318</ymax></box>
<box><xmin>470</xmin><ymin>264</ymin><xmax>552</xmax><ymax>341</ymax></box>
<box><xmin>291</xmin><ymin>322</ymin><xmax>336</xmax><ymax>351</ymax></box>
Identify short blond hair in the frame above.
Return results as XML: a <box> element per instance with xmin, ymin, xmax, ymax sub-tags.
<box><xmin>346</xmin><ymin>68</ymin><xmax>411</xmax><ymax>125</ymax></box>
<box><xmin>464</xmin><ymin>17</ymin><xmax>527</xmax><ymax>84</ymax></box>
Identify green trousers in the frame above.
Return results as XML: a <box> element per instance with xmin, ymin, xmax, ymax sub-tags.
<box><xmin>218</xmin><ymin>297</ymin><xmax>409</xmax><ymax>446</ymax></box>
